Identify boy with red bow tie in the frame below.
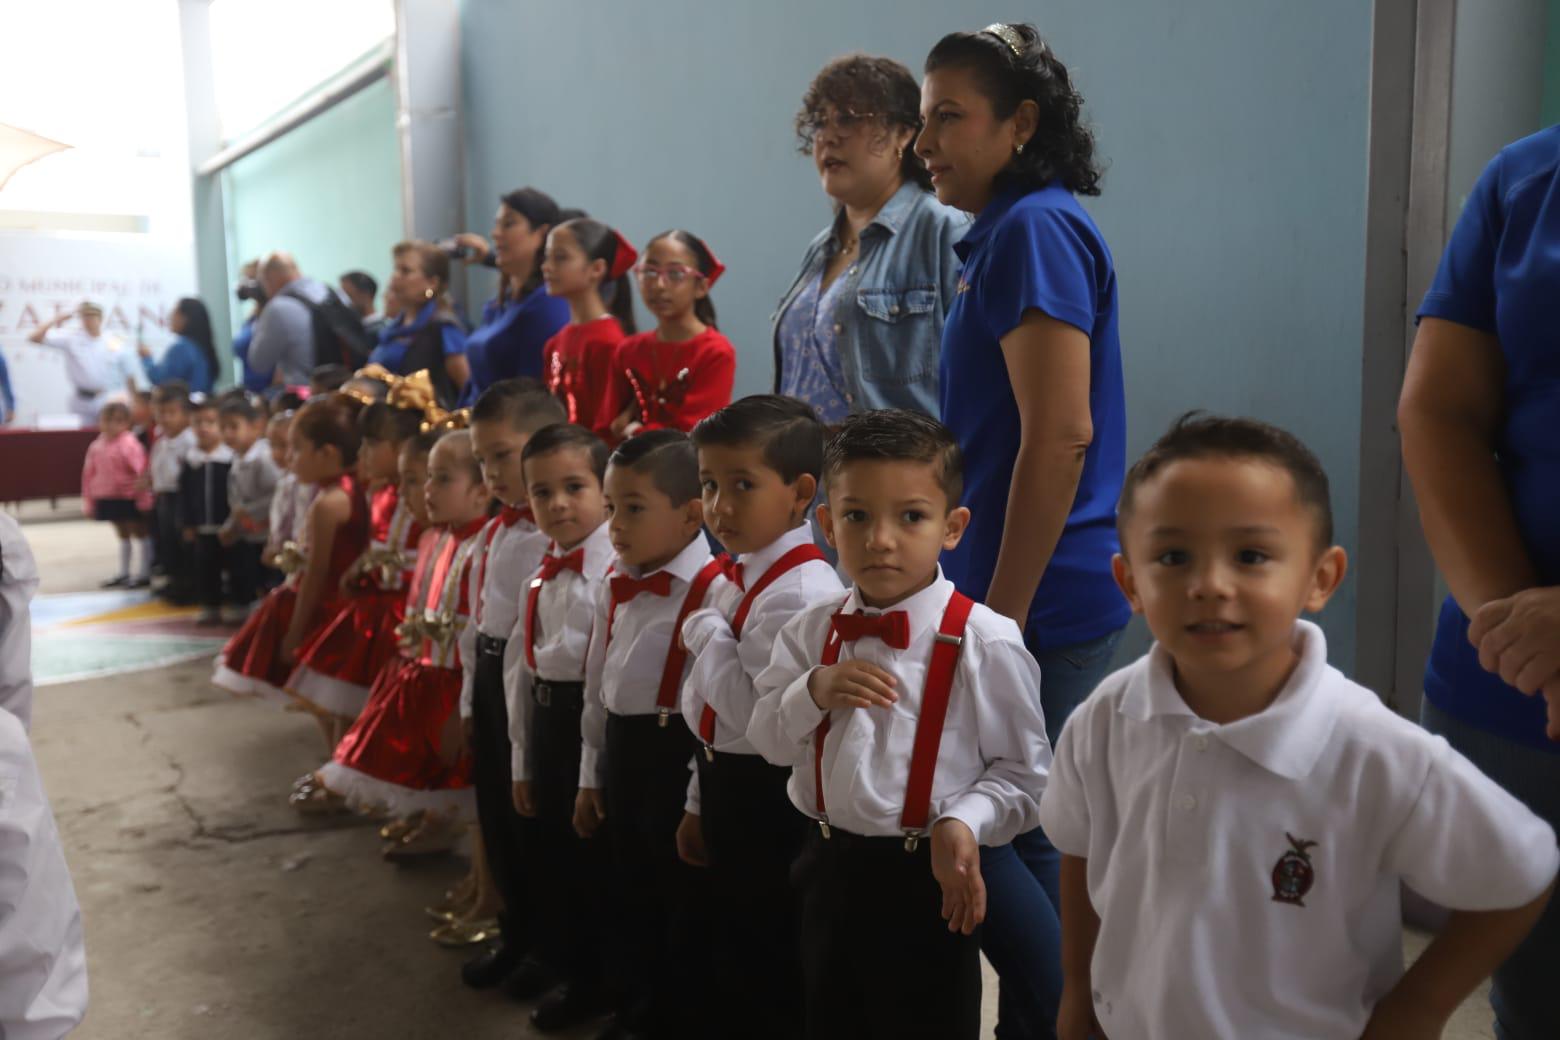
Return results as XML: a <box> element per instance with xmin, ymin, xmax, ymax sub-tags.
<box><xmin>503</xmin><ymin>422</ymin><xmax>614</xmax><ymax>1033</ymax></box>
<box><xmin>455</xmin><ymin>381</ymin><xmax>563</xmax><ymax>992</ymax></box>
<box><xmin>748</xmin><ymin>410</ymin><xmax>1052</xmax><ymax>1040</ymax></box>
<box><xmin>674</xmin><ymin>395</ymin><xmax>842</xmax><ymax>1037</ymax></box>
<box><xmin>576</xmin><ymin>429</ymin><xmax>732</xmax><ymax>1040</ymax></box>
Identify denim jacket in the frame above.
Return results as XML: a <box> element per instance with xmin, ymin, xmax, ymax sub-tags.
<box><xmin>772</xmin><ymin>182</ymin><xmax>969</xmax><ymax>416</ymax></box>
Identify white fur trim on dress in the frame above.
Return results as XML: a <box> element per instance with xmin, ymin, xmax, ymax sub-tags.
<box><xmin>287</xmin><ymin>667</ymin><xmax>371</xmax><ymax>720</ymax></box>
<box><xmin>317</xmin><ymin>762</ymin><xmax>475</xmax><ymax>820</ymax></box>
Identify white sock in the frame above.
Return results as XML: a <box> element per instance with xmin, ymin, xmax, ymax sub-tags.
<box><xmin>137</xmin><ymin>537</ymin><xmax>154</xmax><ymax>580</ymax></box>
<box><xmin>118</xmin><ymin>539</ymin><xmax>131</xmax><ymax>578</ymax></box>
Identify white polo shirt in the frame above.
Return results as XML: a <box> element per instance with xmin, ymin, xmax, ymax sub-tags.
<box><xmin>1038</xmin><ymin>621</ymin><xmax>1559</xmax><ymax>1039</ymax></box>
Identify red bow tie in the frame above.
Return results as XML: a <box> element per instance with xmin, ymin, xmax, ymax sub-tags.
<box><xmin>721</xmin><ymin>556</ymin><xmax>744</xmax><ymax>590</ymax></box>
<box><xmin>500</xmin><ymin>504</ymin><xmax>532</xmax><ymax>527</ymax></box>
<box><xmin>832</xmin><ymin>611</ymin><xmax>911</xmax><ymax>650</ymax></box>
<box><xmin>539</xmin><ymin>548</ymin><xmax>585</xmax><ymax>581</ymax></box>
<box><xmin>610</xmin><ymin>570</ymin><xmax>674</xmax><ymax>604</ymax></box>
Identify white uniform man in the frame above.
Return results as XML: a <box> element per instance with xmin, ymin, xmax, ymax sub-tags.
<box><xmin>28</xmin><ymin>302</ymin><xmax>142</xmax><ymax>423</ymax></box>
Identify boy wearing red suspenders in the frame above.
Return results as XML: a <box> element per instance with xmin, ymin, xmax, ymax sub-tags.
<box><xmin>574</xmin><ymin>429</ymin><xmax>732</xmax><ymax>1040</ymax></box>
<box><xmin>749</xmin><ymin>410</ymin><xmax>1053</xmax><ymax>1040</ymax></box>
<box><xmin>676</xmin><ymin>397</ymin><xmax>843</xmax><ymax>1037</ymax></box>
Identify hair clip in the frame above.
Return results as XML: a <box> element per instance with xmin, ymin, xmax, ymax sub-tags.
<box><xmin>609</xmin><ymin>230</ymin><xmax>639</xmax><ymax>280</ymax></box>
<box><xmin>692</xmin><ymin>234</ymin><xmax>726</xmax><ymax>287</ymax></box>
<box><xmin>387</xmin><ymin>370</ymin><xmax>437</xmax><ymax>416</ymax></box>
<box><xmin>420</xmin><ymin>407</ymin><xmax>471</xmax><ymax>434</ymax></box>
<box><xmin>340</xmin><ymin>386</ymin><xmax>379</xmax><ymax>406</ymax></box>
<box><xmin>982</xmin><ymin>23</ymin><xmax>1024</xmax><ymax>59</ymax></box>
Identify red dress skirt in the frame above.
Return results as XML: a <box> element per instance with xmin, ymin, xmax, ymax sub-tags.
<box><xmin>286</xmin><ymin>589</ymin><xmax>406</xmax><ymax>720</ymax></box>
<box><xmin>317</xmin><ymin>656</ymin><xmax>473</xmax><ymax>818</ymax></box>
<box><xmin>213</xmin><ymin>585</ymin><xmax>301</xmax><ymax>703</ymax></box>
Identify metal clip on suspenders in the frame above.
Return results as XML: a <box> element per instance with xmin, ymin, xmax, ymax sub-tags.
<box><xmin>653</xmin><ymin>557</ymin><xmax>726</xmax><ymax>727</ymax></box>
<box><xmin>696</xmin><ymin>544</ymin><xmax>827</xmax><ymax>760</ymax></box>
<box><xmin>812</xmin><ymin>591</ymin><xmax>974</xmax><ymax>851</ymax></box>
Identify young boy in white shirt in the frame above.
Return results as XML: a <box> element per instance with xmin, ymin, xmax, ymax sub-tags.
<box><xmin>1039</xmin><ymin>413</ymin><xmax>1559</xmax><ymax>1040</ymax></box>
<box><xmin>748</xmin><ymin>409</ymin><xmax>1051</xmax><ymax>1040</ymax></box>
<box><xmin>676</xmin><ymin>395</ymin><xmax>842</xmax><ymax>1036</ymax></box>
<box><xmin>575</xmin><ymin>429</ymin><xmax>731</xmax><ymax>1040</ymax></box>
<box><xmin>147</xmin><ymin>381</ymin><xmax>196</xmax><ymax>604</ymax></box>
<box><xmin>456</xmin><ymin>380</ymin><xmax>561</xmax><ymax>993</ymax></box>
<box><xmin>219</xmin><ymin>394</ymin><xmax>279</xmax><ymax>621</ymax></box>
<box><xmin>505</xmin><ymin>422</ymin><xmax>613</xmax><ymax>1034</ymax></box>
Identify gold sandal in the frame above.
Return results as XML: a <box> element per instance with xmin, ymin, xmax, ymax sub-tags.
<box><xmin>429</xmin><ymin>917</ymin><xmax>500</xmax><ymax>948</ymax></box>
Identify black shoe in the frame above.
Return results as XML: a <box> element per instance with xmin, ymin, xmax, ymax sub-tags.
<box><xmin>101</xmin><ymin>576</ymin><xmax>130</xmax><ymax>589</ymax></box>
<box><xmin>500</xmin><ymin>958</ymin><xmax>558</xmax><ymax>1002</ymax></box>
<box><xmin>592</xmin><ymin>1017</ymin><xmax>651</xmax><ymax>1040</ymax></box>
<box><xmin>531</xmin><ymin>984</ymin><xmax>611</xmax><ymax>1033</ymax></box>
<box><xmin>460</xmin><ymin>944</ymin><xmax>520</xmax><ymax>990</ymax></box>
<box><xmin>128</xmin><ymin>576</ymin><xmax>151</xmax><ymax>589</ymax></box>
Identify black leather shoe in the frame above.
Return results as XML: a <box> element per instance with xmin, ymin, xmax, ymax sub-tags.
<box><xmin>530</xmin><ymin>984</ymin><xmax>610</xmax><ymax>1033</ymax></box>
<box><xmin>501</xmin><ymin>958</ymin><xmax>558</xmax><ymax>1002</ymax></box>
<box><xmin>460</xmin><ymin>944</ymin><xmax>518</xmax><ymax>989</ymax></box>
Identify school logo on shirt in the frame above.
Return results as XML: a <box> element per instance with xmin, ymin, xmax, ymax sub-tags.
<box><xmin>1270</xmin><ymin>832</ymin><xmax>1318</xmax><ymax>906</ymax></box>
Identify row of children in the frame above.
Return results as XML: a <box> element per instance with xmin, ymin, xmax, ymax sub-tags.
<box><xmin>82</xmin><ymin>385</ymin><xmax>290</xmax><ymax>622</ymax></box>
<box><xmin>204</xmin><ymin>360</ymin><xmax>1557</xmax><ymax>1040</ymax></box>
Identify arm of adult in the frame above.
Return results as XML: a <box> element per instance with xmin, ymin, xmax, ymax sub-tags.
<box><xmin>0</xmin><ymin>352</ymin><xmax>14</xmax><ymax>422</ymax></box>
<box><xmin>25</xmin><ymin>314</ymin><xmax>69</xmax><ymax>346</ymax></box>
<box><xmin>440</xmin><ymin>322</ymin><xmax>470</xmax><ymax>398</ymax></box>
<box><xmin>984</xmin><ymin>311</ymin><xmax>1094</xmax><ymax>625</ymax></box>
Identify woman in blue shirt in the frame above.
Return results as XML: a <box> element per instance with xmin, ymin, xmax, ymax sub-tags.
<box><xmin>918</xmin><ymin>24</ymin><xmax>1128</xmax><ymax>1039</ymax></box>
<box><xmin>773</xmin><ymin>55</ymin><xmax>967</xmax><ymax>422</ymax></box>
<box><xmin>140</xmin><ymin>297</ymin><xmax>218</xmax><ymax>394</ymax></box>
<box><xmin>451</xmin><ymin>187</ymin><xmax>571</xmax><ymax>402</ymax></box>
<box><xmin>1399</xmin><ymin>126</ymin><xmax>1560</xmax><ymax>1040</ymax></box>
<box><xmin>371</xmin><ymin>241</ymin><xmax>469</xmax><ymax>409</ymax></box>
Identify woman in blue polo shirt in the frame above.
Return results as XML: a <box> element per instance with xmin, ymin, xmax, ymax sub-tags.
<box><xmin>451</xmin><ymin>187</ymin><xmax>571</xmax><ymax>402</ymax></box>
<box><xmin>139</xmin><ymin>297</ymin><xmax>218</xmax><ymax>395</ymax></box>
<box><xmin>918</xmin><ymin>23</ymin><xmax>1128</xmax><ymax>1039</ymax></box>
<box><xmin>1399</xmin><ymin>125</ymin><xmax>1560</xmax><ymax>1040</ymax></box>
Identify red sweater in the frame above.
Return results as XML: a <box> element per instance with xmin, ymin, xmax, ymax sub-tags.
<box><xmin>543</xmin><ymin>317</ymin><xmax>628</xmax><ymax>443</ymax></box>
<box><xmin>613</xmin><ymin>327</ymin><xmax>736</xmax><ymax>434</ymax></box>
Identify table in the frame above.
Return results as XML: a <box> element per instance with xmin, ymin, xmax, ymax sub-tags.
<box><xmin>0</xmin><ymin>427</ymin><xmax>98</xmax><ymax>504</ymax></box>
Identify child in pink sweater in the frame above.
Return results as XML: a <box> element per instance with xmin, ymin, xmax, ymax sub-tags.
<box><xmin>82</xmin><ymin>400</ymin><xmax>154</xmax><ymax>588</ymax></box>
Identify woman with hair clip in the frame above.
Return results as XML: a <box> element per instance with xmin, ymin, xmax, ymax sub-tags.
<box><xmin>370</xmin><ymin>241</ymin><xmax>471</xmax><ymax>409</ymax></box>
<box><xmin>140</xmin><ymin>297</ymin><xmax>219</xmax><ymax>395</ymax></box>
<box><xmin>611</xmin><ymin>229</ymin><xmax>736</xmax><ymax>437</ymax></box>
<box><xmin>451</xmin><ymin>187</ymin><xmax>573</xmax><ymax>400</ymax></box>
<box><xmin>917</xmin><ymin>23</ymin><xmax>1129</xmax><ymax>1040</ymax></box>
<box><xmin>774</xmin><ymin>53</ymin><xmax>969</xmax><ymax>424</ymax></box>
<box><xmin>539</xmin><ymin>217</ymin><xmax>638</xmax><ymax>444</ymax></box>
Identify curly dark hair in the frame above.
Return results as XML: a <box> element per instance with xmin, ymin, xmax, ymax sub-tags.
<box><xmin>925</xmin><ymin>24</ymin><xmax>1102</xmax><ymax>197</ymax></box>
<box><xmin>795</xmin><ymin>54</ymin><xmax>931</xmax><ymax>191</ymax></box>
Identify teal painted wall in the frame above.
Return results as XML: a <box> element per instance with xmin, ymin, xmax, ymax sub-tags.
<box><xmin>1545</xmin><ymin>0</ymin><xmax>1560</xmax><ymax>125</ymax></box>
<box><xmin>222</xmin><ymin>77</ymin><xmax>402</xmax><ymax>334</ymax></box>
<box><xmin>457</xmin><ymin>0</ymin><xmax>1372</xmax><ymax>672</ymax></box>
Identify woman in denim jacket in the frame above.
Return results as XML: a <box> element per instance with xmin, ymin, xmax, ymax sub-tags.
<box><xmin>773</xmin><ymin>54</ymin><xmax>968</xmax><ymax>421</ymax></box>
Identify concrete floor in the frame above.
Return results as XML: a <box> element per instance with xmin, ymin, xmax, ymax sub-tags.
<box><xmin>17</xmin><ymin>505</ymin><xmax>1496</xmax><ymax>1039</ymax></box>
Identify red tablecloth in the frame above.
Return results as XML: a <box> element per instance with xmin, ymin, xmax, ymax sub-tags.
<box><xmin>0</xmin><ymin>428</ymin><xmax>98</xmax><ymax>504</ymax></box>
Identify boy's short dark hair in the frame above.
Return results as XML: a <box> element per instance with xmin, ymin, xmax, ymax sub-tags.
<box><xmin>310</xmin><ymin>364</ymin><xmax>352</xmax><ymax>394</ymax></box>
<box><xmin>522</xmin><ymin>423</ymin><xmax>609</xmax><ymax>483</ymax></box>
<box><xmin>152</xmin><ymin>380</ymin><xmax>191</xmax><ymax>409</ymax></box>
<box><xmin>218</xmin><ymin>394</ymin><xmax>263</xmax><ymax>423</ymax></box>
<box><xmin>690</xmin><ymin>394</ymin><xmax>825</xmax><ymax>483</ymax></box>
<box><xmin>1118</xmin><ymin>412</ymin><xmax>1334</xmax><ymax>547</ymax></box>
<box><xmin>608</xmin><ymin>429</ymin><xmax>701</xmax><ymax>505</ymax></box>
<box><xmin>275</xmin><ymin>389</ymin><xmax>309</xmax><ymax>412</ymax></box>
<box><xmin>341</xmin><ymin>270</ymin><xmax>378</xmax><ymax>298</ymax></box>
<box><xmin>822</xmin><ymin>409</ymin><xmax>964</xmax><ymax>506</ymax></box>
<box><xmin>433</xmin><ymin>428</ymin><xmax>484</xmax><ymax>483</ymax></box>
<box><xmin>191</xmin><ymin>393</ymin><xmax>218</xmax><ymax>413</ymax></box>
<box><xmin>471</xmin><ymin>378</ymin><xmax>568</xmax><ymax>435</ymax></box>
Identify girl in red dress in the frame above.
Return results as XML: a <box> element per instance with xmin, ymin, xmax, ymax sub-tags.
<box><xmin>541</xmin><ymin>218</ymin><xmax>637</xmax><ymax>443</ymax></box>
<box><xmin>286</xmin><ymin>376</ymin><xmax>432</xmax><ymax>733</ymax></box>
<box><xmin>317</xmin><ymin>428</ymin><xmax>490</xmax><ymax>859</ymax></box>
<box><xmin>214</xmin><ymin>396</ymin><xmax>370</xmax><ymax>732</ymax></box>
<box><xmin>610</xmin><ymin>230</ymin><xmax>736</xmax><ymax>440</ymax></box>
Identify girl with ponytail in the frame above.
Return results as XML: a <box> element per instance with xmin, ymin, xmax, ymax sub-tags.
<box><xmin>539</xmin><ymin>218</ymin><xmax>637</xmax><ymax>443</ymax></box>
<box><xmin>610</xmin><ymin>230</ymin><xmax>736</xmax><ymax>437</ymax></box>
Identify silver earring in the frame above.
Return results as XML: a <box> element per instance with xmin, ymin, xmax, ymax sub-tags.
<box><xmin>1016</xmin><ymin>143</ymin><xmax>1025</xmax><ymax>155</ymax></box>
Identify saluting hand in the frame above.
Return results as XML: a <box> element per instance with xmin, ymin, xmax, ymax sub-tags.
<box><xmin>807</xmin><ymin>660</ymin><xmax>898</xmax><ymax>712</ymax></box>
<box><xmin>930</xmin><ymin>818</ymin><xmax>985</xmax><ymax>935</ymax></box>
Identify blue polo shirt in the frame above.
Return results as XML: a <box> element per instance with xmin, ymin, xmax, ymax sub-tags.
<box><xmin>462</xmin><ymin>285</ymin><xmax>571</xmax><ymax>401</ymax></box>
<box><xmin>939</xmin><ymin>182</ymin><xmax>1130</xmax><ymax>651</ymax></box>
<box><xmin>1417</xmin><ymin>125</ymin><xmax>1560</xmax><ymax>753</ymax></box>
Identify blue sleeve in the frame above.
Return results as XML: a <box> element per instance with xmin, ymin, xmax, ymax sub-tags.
<box><xmin>496</xmin><ymin>295</ymin><xmax>570</xmax><ymax>381</ymax></box>
<box><xmin>1418</xmin><ymin>153</ymin><xmax>1503</xmax><ymax>332</ymax></box>
<box><xmin>440</xmin><ymin>322</ymin><xmax>467</xmax><ymax>357</ymax></box>
<box><xmin>0</xmin><ymin>353</ymin><xmax>14</xmax><ymax>414</ymax></box>
<box><xmin>144</xmin><ymin>339</ymin><xmax>200</xmax><ymax>388</ymax></box>
<box><xmin>977</xmin><ymin>204</ymin><xmax>1100</xmax><ymax>339</ymax></box>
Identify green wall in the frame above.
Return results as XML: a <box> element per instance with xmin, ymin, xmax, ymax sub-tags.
<box><xmin>222</xmin><ymin>76</ymin><xmax>402</xmax><ymax>332</ymax></box>
<box><xmin>1546</xmin><ymin>0</ymin><xmax>1560</xmax><ymax>125</ymax></box>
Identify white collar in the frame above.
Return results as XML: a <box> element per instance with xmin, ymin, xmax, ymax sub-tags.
<box><xmin>552</xmin><ymin>520</ymin><xmax>615</xmax><ymax>578</ymax></box>
<box><xmin>842</xmin><ymin>567</ymin><xmax>953</xmax><ymax>644</ymax></box>
<box><xmin>738</xmin><ymin>523</ymin><xmax>816</xmax><ymax>579</ymax></box>
<box><xmin>1119</xmin><ymin>620</ymin><xmax>1340</xmax><ymax>780</ymax></box>
<box><xmin>240</xmin><ymin>439</ymin><xmax>270</xmax><ymax>464</ymax></box>
<box><xmin>187</xmin><ymin>443</ymin><xmax>233</xmax><ymax>464</ymax></box>
<box><xmin>619</xmin><ymin>533</ymin><xmax>712</xmax><ymax>585</ymax></box>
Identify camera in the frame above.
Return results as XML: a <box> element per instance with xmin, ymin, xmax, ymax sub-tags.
<box><xmin>437</xmin><ymin>237</ymin><xmax>475</xmax><ymax>260</ymax></box>
<box><xmin>235</xmin><ymin>278</ymin><xmax>266</xmax><ymax>304</ymax></box>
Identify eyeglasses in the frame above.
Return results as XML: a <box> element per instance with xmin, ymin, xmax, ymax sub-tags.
<box><xmin>800</xmin><ymin>109</ymin><xmax>882</xmax><ymax>141</ymax></box>
<box><xmin>634</xmin><ymin>263</ymin><xmax>703</xmax><ymax>286</ymax></box>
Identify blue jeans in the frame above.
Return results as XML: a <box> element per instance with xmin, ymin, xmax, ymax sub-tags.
<box><xmin>1421</xmin><ymin>699</ymin><xmax>1560</xmax><ymax>1040</ymax></box>
<box><xmin>980</xmin><ymin>627</ymin><xmax>1125</xmax><ymax>1040</ymax></box>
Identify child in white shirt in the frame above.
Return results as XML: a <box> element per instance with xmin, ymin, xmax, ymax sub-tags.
<box><xmin>748</xmin><ymin>409</ymin><xmax>1051</xmax><ymax>1040</ymax></box>
<box><xmin>1038</xmin><ymin>414</ymin><xmax>1559</xmax><ymax>1040</ymax></box>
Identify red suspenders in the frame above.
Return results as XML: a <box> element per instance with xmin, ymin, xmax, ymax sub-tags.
<box><xmin>653</xmin><ymin>557</ymin><xmax>727</xmax><ymax>726</ymax></box>
<box><xmin>696</xmin><ymin>543</ymin><xmax>827</xmax><ymax>755</ymax></box>
<box><xmin>813</xmin><ymin>590</ymin><xmax>974</xmax><ymax>851</ymax></box>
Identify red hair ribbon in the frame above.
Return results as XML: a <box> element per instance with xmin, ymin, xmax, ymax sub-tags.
<box><xmin>693</xmin><ymin>234</ymin><xmax>726</xmax><ymax>287</ymax></box>
<box><xmin>609</xmin><ymin>230</ymin><xmax>639</xmax><ymax>280</ymax></box>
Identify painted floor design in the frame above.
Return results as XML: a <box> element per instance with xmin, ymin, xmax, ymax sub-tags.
<box><xmin>30</xmin><ymin>590</ymin><xmax>234</xmax><ymax>686</ymax></box>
